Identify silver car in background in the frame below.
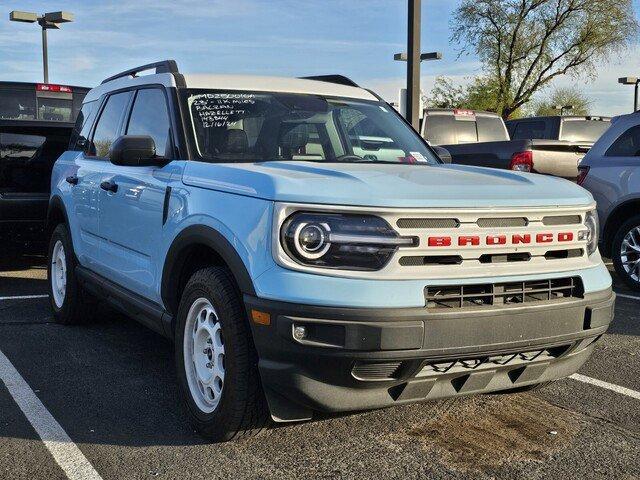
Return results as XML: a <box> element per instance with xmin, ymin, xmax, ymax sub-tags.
<box><xmin>580</xmin><ymin>113</ymin><xmax>640</xmax><ymax>290</ymax></box>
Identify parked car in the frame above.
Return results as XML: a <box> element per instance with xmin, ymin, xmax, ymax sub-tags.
<box><xmin>506</xmin><ymin>115</ymin><xmax>611</xmax><ymax>144</ymax></box>
<box><xmin>579</xmin><ymin>113</ymin><xmax>640</xmax><ymax>290</ymax></box>
<box><xmin>48</xmin><ymin>60</ymin><xmax>613</xmax><ymax>442</ymax></box>
<box><xmin>421</xmin><ymin>109</ymin><xmax>594</xmax><ymax>180</ymax></box>
<box><xmin>0</xmin><ymin>81</ymin><xmax>88</xmax><ymax>251</ymax></box>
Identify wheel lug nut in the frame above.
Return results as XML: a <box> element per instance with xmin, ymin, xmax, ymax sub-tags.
<box><xmin>206</xmin><ymin>362</ymin><xmax>213</xmax><ymax>368</ymax></box>
<box><xmin>203</xmin><ymin>348</ymin><xmax>208</xmax><ymax>354</ymax></box>
<box><xmin>207</xmin><ymin>338</ymin><xmax>212</xmax><ymax>344</ymax></box>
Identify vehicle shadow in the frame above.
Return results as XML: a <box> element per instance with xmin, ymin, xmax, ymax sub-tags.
<box><xmin>0</xmin><ymin>261</ymin><xmax>636</xmax><ymax>453</ymax></box>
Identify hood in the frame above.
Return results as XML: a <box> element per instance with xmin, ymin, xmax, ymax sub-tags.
<box><xmin>182</xmin><ymin>161</ymin><xmax>593</xmax><ymax>209</ymax></box>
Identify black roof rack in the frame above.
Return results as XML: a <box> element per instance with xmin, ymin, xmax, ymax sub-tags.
<box><xmin>300</xmin><ymin>75</ymin><xmax>359</xmax><ymax>88</ymax></box>
<box><xmin>101</xmin><ymin>60</ymin><xmax>179</xmax><ymax>85</ymax></box>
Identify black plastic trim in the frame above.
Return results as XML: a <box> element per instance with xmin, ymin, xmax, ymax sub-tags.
<box><xmin>76</xmin><ymin>266</ymin><xmax>173</xmax><ymax>339</ymax></box>
<box><xmin>101</xmin><ymin>60</ymin><xmax>179</xmax><ymax>85</ymax></box>
<box><xmin>46</xmin><ymin>195</ymin><xmax>71</xmax><ymax>233</ymax></box>
<box><xmin>161</xmin><ymin>225</ymin><xmax>257</xmax><ymax>314</ymax></box>
<box><xmin>300</xmin><ymin>75</ymin><xmax>359</xmax><ymax>87</ymax></box>
<box><xmin>162</xmin><ymin>186</ymin><xmax>172</xmax><ymax>225</ymax></box>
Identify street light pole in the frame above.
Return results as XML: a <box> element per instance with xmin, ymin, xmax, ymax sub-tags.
<box><xmin>41</xmin><ymin>24</ymin><xmax>49</xmax><ymax>83</ymax></box>
<box><xmin>407</xmin><ymin>0</ymin><xmax>421</xmax><ymax>130</ymax></box>
<box><xmin>9</xmin><ymin>11</ymin><xmax>74</xmax><ymax>84</ymax></box>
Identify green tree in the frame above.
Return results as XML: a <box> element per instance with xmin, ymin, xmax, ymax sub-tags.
<box><xmin>452</xmin><ymin>0</ymin><xmax>638</xmax><ymax>119</ymax></box>
<box><xmin>532</xmin><ymin>87</ymin><xmax>591</xmax><ymax>116</ymax></box>
<box><xmin>424</xmin><ymin>75</ymin><xmax>526</xmax><ymax>117</ymax></box>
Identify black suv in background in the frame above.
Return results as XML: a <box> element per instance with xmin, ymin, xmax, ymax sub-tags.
<box><xmin>0</xmin><ymin>81</ymin><xmax>88</xmax><ymax>252</ymax></box>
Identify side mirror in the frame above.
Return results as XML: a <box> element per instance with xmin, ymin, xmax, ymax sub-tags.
<box><xmin>432</xmin><ymin>145</ymin><xmax>452</xmax><ymax>164</ymax></box>
<box><xmin>109</xmin><ymin>135</ymin><xmax>159</xmax><ymax>167</ymax></box>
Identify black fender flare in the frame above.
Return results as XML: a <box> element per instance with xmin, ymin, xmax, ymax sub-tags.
<box><xmin>46</xmin><ymin>195</ymin><xmax>71</xmax><ymax>233</ymax></box>
<box><xmin>161</xmin><ymin>225</ymin><xmax>256</xmax><ymax>314</ymax></box>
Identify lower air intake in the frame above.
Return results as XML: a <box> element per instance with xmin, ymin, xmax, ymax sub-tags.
<box><xmin>425</xmin><ymin>277</ymin><xmax>583</xmax><ymax>309</ymax></box>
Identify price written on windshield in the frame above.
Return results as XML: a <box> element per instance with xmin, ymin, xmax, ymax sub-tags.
<box><xmin>191</xmin><ymin>93</ymin><xmax>256</xmax><ymax>128</ymax></box>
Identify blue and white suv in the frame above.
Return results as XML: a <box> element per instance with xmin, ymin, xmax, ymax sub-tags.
<box><xmin>47</xmin><ymin>60</ymin><xmax>615</xmax><ymax>441</ymax></box>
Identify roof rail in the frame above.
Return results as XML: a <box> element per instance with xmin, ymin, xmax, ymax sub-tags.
<box><xmin>101</xmin><ymin>60</ymin><xmax>179</xmax><ymax>85</ymax></box>
<box><xmin>300</xmin><ymin>75</ymin><xmax>359</xmax><ymax>88</ymax></box>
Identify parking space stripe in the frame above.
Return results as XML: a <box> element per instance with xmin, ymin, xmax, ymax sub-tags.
<box><xmin>0</xmin><ymin>294</ymin><xmax>49</xmax><ymax>301</ymax></box>
<box><xmin>0</xmin><ymin>348</ymin><xmax>103</xmax><ymax>480</ymax></box>
<box><xmin>570</xmin><ymin>373</ymin><xmax>640</xmax><ymax>401</ymax></box>
<box><xmin>615</xmin><ymin>292</ymin><xmax>640</xmax><ymax>302</ymax></box>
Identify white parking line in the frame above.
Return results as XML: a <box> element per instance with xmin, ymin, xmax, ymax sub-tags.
<box><xmin>616</xmin><ymin>292</ymin><xmax>640</xmax><ymax>302</ymax></box>
<box><xmin>0</xmin><ymin>348</ymin><xmax>103</xmax><ymax>480</ymax></box>
<box><xmin>570</xmin><ymin>373</ymin><xmax>640</xmax><ymax>401</ymax></box>
<box><xmin>0</xmin><ymin>294</ymin><xmax>49</xmax><ymax>301</ymax></box>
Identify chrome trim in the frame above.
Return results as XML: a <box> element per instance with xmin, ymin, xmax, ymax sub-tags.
<box><xmin>328</xmin><ymin>233</ymin><xmax>415</xmax><ymax>246</ymax></box>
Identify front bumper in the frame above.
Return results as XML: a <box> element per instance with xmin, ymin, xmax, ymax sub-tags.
<box><xmin>245</xmin><ymin>288</ymin><xmax>615</xmax><ymax>422</ymax></box>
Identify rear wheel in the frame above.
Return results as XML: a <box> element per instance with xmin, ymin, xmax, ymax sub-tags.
<box><xmin>47</xmin><ymin>224</ymin><xmax>93</xmax><ymax>324</ymax></box>
<box><xmin>175</xmin><ymin>266</ymin><xmax>269</xmax><ymax>442</ymax></box>
<box><xmin>612</xmin><ymin>214</ymin><xmax>640</xmax><ymax>291</ymax></box>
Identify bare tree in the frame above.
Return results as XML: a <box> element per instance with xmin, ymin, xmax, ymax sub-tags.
<box><xmin>453</xmin><ymin>0</ymin><xmax>638</xmax><ymax>118</ymax></box>
<box><xmin>532</xmin><ymin>87</ymin><xmax>591</xmax><ymax>116</ymax></box>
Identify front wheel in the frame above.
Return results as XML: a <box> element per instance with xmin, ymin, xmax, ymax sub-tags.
<box><xmin>175</xmin><ymin>267</ymin><xmax>269</xmax><ymax>442</ymax></box>
<box><xmin>612</xmin><ymin>214</ymin><xmax>640</xmax><ymax>291</ymax></box>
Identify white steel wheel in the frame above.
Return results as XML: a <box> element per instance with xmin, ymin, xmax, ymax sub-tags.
<box><xmin>183</xmin><ymin>297</ymin><xmax>225</xmax><ymax>414</ymax></box>
<box><xmin>51</xmin><ymin>240</ymin><xmax>67</xmax><ymax>308</ymax></box>
<box><xmin>620</xmin><ymin>226</ymin><xmax>640</xmax><ymax>282</ymax></box>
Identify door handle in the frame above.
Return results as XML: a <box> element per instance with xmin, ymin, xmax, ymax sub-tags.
<box><xmin>65</xmin><ymin>175</ymin><xmax>79</xmax><ymax>186</ymax></box>
<box><xmin>100</xmin><ymin>181</ymin><xmax>118</xmax><ymax>193</ymax></box>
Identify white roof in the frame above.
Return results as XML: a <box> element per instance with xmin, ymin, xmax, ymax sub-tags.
<box><xmin>85</xmin><ymin>72</ymin><xmax>377</xmax><ymax>103</ymax></box>
<box><xmin>183</xmin><ymin>74</ymin><xmax>376</xmax><ymax>100</ymax></box>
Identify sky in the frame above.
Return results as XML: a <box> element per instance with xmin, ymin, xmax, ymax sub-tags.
<box><xmin>1</xmin><ymin>0</ymin><xmax>640</xmax><ymax>116</ymax></box>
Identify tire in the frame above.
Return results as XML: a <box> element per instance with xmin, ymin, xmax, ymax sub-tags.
<box><xmin>612</xmin><ymin>214</ymin><xmax>640</xmax><ymax>291</ymax></box>
<box><xmin>175</xmin><ymin>266</ymin><xmax>269</xmax><ymax>442</ymax></box>
<box><xmin>47</xmin><ymin>223</ymin><xmax>93</xmax><ymax>325</ymax></box>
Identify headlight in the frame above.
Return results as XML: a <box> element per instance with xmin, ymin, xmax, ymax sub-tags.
<box><xmin>582</xmin><ymin>209</ymin><xmax>599</xmax><ymax>256</ymax></box>
<box><xmin>281</xmin><ymin>212</ymin><xmax>415</xmax><ymax>271</ymax></box>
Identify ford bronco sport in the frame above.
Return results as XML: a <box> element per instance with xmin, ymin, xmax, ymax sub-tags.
<box><xmin>47</xmin><ymin>61</ymin><xmax>615</xmax><ymax>442</ymax></box>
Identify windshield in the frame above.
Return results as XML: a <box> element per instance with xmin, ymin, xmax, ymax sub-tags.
<box><xmin>560</xmin><ymin>119</ymin><xmax>610</xmax><ymax>143</ymax></box>
<box><xmin>184</xmin><ymin>90</ymin><xmax>439</xmax><ymax>164</ymax></box>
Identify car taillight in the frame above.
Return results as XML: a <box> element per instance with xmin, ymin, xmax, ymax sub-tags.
<box><xmin>510</xmin><ymin>151</ymin><xmax>533</xmax><ymax>172</ymax></box>
<box><xmin>36</xmin><ymin>84</ymin><xmax>72</xmax><ymax>93</ymax></box>
<box><xmin>577</xmin><ymin>166</ymin><xmax>590</xmax><ymax>186</ymax></box>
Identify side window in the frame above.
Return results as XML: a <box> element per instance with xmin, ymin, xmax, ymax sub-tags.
<box><xmin>605</xmin><ymin>125</ymin><xmax>640</xmax><ymax>157</ymax></box>
<box><xmin>69</xmin><ymin>100</ymin><xmax>97</xmax><ymax>150</ymax></box>
<box><xmin>90</xmin><ymin>92</ymin><xmax>131</xmax><ymax>158</ymax></box>
<box><xmin>126</xmin><ymin>89</ymin><xmax>172</xmax><ymax>158</ymax></box>
<box><xmin>0</xmin><ymin>133</ymin><xmax>46</xmax><ymax>193</ymax></box>
<box><xmin>512</xmin><ymin>121</ymin><xmax>547</xmax><ymax>140</ymax></box>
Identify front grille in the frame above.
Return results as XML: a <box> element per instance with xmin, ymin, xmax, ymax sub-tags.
<box><xmin>476</xmin><ymin>217</ymin><xmax>527</xmax><ymax>228</ymax></box>
<box><xmin>425</xmin><ymin>277</ymin><xmax>583</xmax><ymax>309</ymax></box>
<box><xmin>542</xmin><ymin>215</ymin><xmax>582</xmax><ymax>226</ymax></box>
<box><xmin>396</xmin><ymin>218</ymin><xmax>459</xmax><ymax>229</ymax></box>
<box><xmin>399</xmin><ymin>255</ymin><xmax>463</xmax><ymax>266</ymax></box>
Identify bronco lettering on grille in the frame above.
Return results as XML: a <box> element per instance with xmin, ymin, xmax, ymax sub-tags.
<box><xmin>427</xmin><ymin>232</ymin><xmax>575</xmax><ymax>247</ymax></box>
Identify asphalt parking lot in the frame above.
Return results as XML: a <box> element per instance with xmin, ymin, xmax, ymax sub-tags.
<box><xmin>0</xmin><ymin>256</ymin><xmax>638</xmax><ymax>480</ymax></box>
